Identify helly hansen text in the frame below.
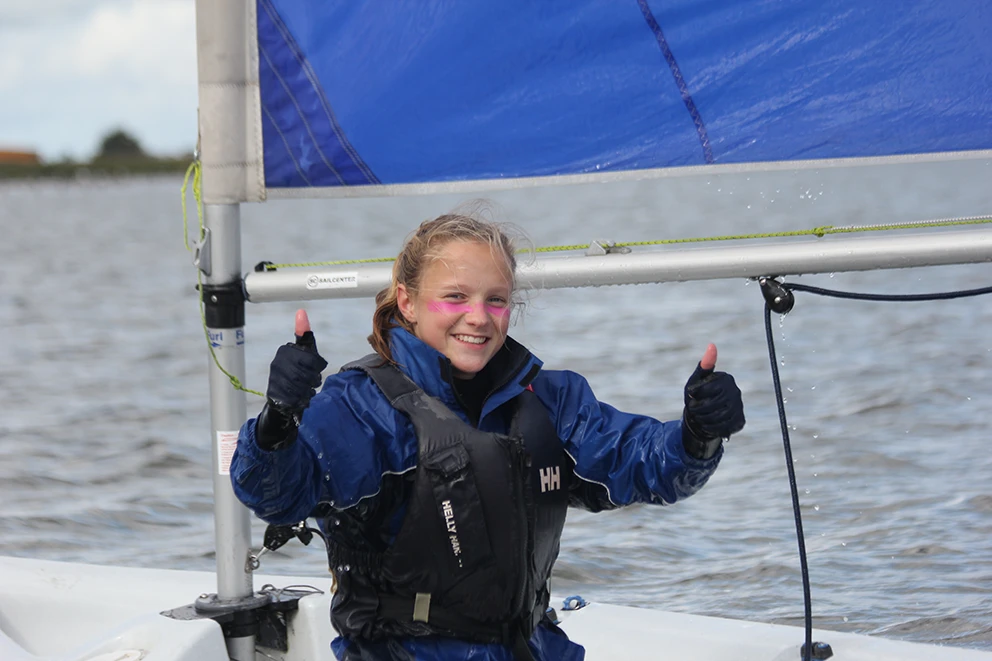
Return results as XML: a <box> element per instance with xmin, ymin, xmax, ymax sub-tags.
<box><xmin>441</xmin><ymin>499</ymin><xmax>463</xmax><ymax>565</ymax></box>
<box><xmin>539</xmin><ymin>466</ymin><xmax>561</xmax><ymax>493</ymax></box>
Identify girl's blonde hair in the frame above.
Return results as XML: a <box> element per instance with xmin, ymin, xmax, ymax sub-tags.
<box><xmin>368</xmin><ymin>207</ymin><xmax>525</xmax><ymax>363</ymax></box>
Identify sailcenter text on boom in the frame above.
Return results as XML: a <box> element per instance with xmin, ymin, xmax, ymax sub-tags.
<box><xmin>306</xmin><ymin>272</ymin><xmax>359</xmax><ymax>290</ymax></box>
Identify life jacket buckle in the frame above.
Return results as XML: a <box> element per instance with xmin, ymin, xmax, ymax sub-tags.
<box><xmin>412</xmin><ymin>592</ymin><xmax>432</xmax><ymax>622</ymax></box>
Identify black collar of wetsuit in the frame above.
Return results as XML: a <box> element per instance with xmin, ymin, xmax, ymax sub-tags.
<box><xmin>444</xmin><ymin>336</ymin><xmax>536</xmax><ymax>426</ymax></box>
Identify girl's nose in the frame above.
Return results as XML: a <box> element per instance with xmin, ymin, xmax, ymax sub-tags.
<box><xmin>464</xmin><ymin>301</ymin><xmax>489</xmax><ymax>326</ymax></box>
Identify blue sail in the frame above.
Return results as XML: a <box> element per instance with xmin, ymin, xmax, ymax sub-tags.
<box><xmin>256</xmin><ymin>0</ymin><xmax>992</xmax><ymax>191</ymax></box>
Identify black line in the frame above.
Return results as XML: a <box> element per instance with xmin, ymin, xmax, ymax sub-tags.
<box><xmin>637</xmin><ymin>0</ymin><xmax>714</xmax><ymax>164</ymax></box>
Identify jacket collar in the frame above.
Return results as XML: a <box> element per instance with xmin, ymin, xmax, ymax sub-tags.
<box><xmin>388</xmin><ymin>327</ymin><xmax>542</xmax><ymax>417</ymax></box>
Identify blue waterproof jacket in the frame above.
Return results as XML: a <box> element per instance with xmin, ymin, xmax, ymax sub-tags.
<box><xmin>231</xmin><ymin>328</ymin><xmax>722</xmax><ymax>660</ymax></box>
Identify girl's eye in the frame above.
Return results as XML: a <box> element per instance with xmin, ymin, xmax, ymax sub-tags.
<box><xmin>443</xmin><ymin>292</ymin><xmax>466</xmax><ymax>300</ymax></box>
<box><xmin>487</xmin><ymin>297</ymin><xmax>508</xmax><ymax>307</ymax></box>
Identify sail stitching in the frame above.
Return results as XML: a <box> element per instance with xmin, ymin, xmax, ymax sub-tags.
<box><xmin>296</xmin><ymin>56</ymin><xmax>380</xmax><ymax>185</ymax></box>
<box><xmin>261</xmin><ymin>105</ymin><xmax>313</xmax><ymax>186</ymax></box>
<box><xmin>637</xmin><ymin>0</ymin><xmax>714</xmax><ymax>164</ymax></box>
<box><xmin>259</xmin><ymin>0</ymin><xmax>378</xmax><ymax>186</ymax></box>
<box><xmin>257</xmin><ymin>17</ymin><xmax>346</xmax><ymax>186</ymax></box>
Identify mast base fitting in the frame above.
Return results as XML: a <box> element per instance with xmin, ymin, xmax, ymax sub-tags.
<box><xmin>759</xmin><ymin>277</ymin><xmax>795</xmax><ymax>314</ymax></box>
<box><xmin>162</xmin><ymin>587</ymin><xmax>319</xmax><ymax>651</ymax></box>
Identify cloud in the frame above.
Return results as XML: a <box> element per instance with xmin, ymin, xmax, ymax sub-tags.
<box><xmin>0</xmin><ymin>1</ymin><xmax>197</xmax><ymax>159</ymax></box>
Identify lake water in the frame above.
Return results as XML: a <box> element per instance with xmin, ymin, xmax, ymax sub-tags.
<box><xmin>1</xmin><ymin>160</ymin><xmax>991</xmax><ymax>652</ymax></box>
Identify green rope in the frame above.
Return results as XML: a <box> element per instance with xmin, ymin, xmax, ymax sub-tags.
<box><xmin>180</xmin><ymin>155</ymin><xmax>990</xmax><ymax>396</ymax></box>
<box><xmin>259</xmin><ymin>216</ymin><xmax>992</xmax><ymax>269</ymax></box>
<box><xmin>182</xmin><ymin>160</ymin><xmax>264</xmax><ymax>398</ymax></box>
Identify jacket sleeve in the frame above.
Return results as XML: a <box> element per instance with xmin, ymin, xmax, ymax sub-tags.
<box><xmin>530</xmin><ymin>369</ymin><xmax>722</xmax><ymax>511</ymax></box>
<box><xmin>230</xmin><ymin>372</ymin><xmax>418</xmax><ymax>525</ymax></box>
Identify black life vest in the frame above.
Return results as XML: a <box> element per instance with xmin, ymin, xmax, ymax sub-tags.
<box><xmin>324</xmin><ymin>355</ymin><xmax>572</xmax><ymax>650</ymax></box>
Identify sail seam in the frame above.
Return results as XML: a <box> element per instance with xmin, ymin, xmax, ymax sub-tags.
<box><xmin>257</xmin><ymin>2</ymin><xmax>346</xmax><ymax>186</ymax></box>
<box><xmin>637</xmin><ymin>0</ymin><xmax>714</xmax><ymax>164</ymax></box>
<box><xmin>296</xmin><ymin>58</ymin><xmax>380</xmax><ymax>186</ymax></box>
<box><xmin>261</xmin><ymin>105</ymin><xmax>313</xmax><ymax>186</ymax></box>
<box><xmin>257</xmin><ymin>0</ymin><xmax>378</xmax><ymax>187</ymax></box>
<box><xmin>262</xmin><ymin>0</ymin><xmax>376</xmax><ymax>184</ymax></box>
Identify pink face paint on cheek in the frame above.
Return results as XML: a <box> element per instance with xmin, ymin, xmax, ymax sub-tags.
<box><xmin>485</xmin><ymin>305</ymin><xmax>510</xmax><ymax>318</ymax></box>
<box><xmin>429</xmin><ymin>301</ymin><xmax>475</xmax><ymax>314</ymax></box>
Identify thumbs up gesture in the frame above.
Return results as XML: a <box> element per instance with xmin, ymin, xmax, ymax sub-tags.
<box><xmin>256</xmin><ymin>310</ymin><xmax>329</xmax><ymax>451</ymax></box>
<box><xmin>681</xmin><ymin>344</ymin><xmax>745</xmax><ymax>460</ymax></box>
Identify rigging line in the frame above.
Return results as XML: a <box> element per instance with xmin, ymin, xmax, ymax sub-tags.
<box><xmin>762</xmin><ymin>302</ymin><xmax>815</xmax><ymax>661</ymax></box>
<box><xmin>784</xmin><ymin>282</ymin><xmax>992</xmax><ymax>302</ymax></box>
<box><xmin>181</xmin><ymin>160</ymin><xmax>264</xmax><ymax>398</ymax></box>
<box><xmin>259</xmin><ymin>215</ymin><xmax>992</xmax><ymax>269</ymax></box>
<box><xmin>759</xmin><ymin>277</ymin><xmax>992</xmax><ymax>660</ymax></box>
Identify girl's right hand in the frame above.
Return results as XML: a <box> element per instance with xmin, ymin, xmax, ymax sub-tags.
<box><xmin>256</xmin><ymin>310</ymin><xmax>328</xmax><ymax>451</ymax></box>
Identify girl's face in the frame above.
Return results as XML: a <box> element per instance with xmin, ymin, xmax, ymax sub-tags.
<box><xmin>397</xmin><ymin>240</ymin><xmax>513</xmax><ymax>379</ymax></box>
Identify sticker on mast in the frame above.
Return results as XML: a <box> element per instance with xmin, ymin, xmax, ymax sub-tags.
<box><xmin>217</xmin><ymin>431</ymin><xmax>239</xmax><ymax>475</ymax></box>
<box><xmin>208</xmin><ymin>329</ymin><xmax>245</xmax><ymax>348</ymax></box>
<box><xmin>306</xmin><ymin>273</ymin><xmax>358</xmax><ymax>289</ymax></box>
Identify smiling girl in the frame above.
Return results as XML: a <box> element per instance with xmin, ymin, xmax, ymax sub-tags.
<box><xmin>231</xmin><ymin>211</ymin><xmax>745</xmax><ymax>661</ymax></box>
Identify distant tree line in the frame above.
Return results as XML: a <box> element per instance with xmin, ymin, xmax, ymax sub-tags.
<box><xmin>96</xmin><ymin>129</ymin><xmax>147</xmax><ymax>159</ymax></box>
<box><xmin>0</xmin><ymin>129</ymin><xmax>193</xmax><ymax>180</ymax></box>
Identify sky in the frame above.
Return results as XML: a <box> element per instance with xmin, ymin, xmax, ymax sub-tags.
<box><xmin>0</xmin><ymin>0</ymin><xmax>197</xmax><ymax>160</ymax></box>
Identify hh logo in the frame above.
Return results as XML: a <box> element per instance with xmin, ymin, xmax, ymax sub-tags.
<box><xmin>539</xmin><ymin>466</ymin><xmax>561</xmax><ymax>493</ymax></box>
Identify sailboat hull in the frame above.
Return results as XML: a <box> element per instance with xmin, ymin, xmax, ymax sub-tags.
<box><xmin>1</xmin><ymin>555</ymin><xmax>988</xmax><ymax>661</ymax></box>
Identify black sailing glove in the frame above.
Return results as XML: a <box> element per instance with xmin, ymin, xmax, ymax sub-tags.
<box><xmin>681</xmin><ymin>363</ymin><xmax>745</xmax><ymax>460</ymax></box>
<box><xmin>255</xmin><ymin>329</ymin><xmax>328</xmax><ymax>451</ymax></box>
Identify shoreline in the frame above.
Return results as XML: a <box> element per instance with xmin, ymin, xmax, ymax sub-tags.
<box><xmin>0</xmin><ymin>157</ymin><xmax>192</xmax><ymax>180</ymax></box>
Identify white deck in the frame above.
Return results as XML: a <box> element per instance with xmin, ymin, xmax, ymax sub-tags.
<box><xmin>0</xmin><ymin>555</ymin><xmax>987</xmax><ymax>660</ymax></box>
